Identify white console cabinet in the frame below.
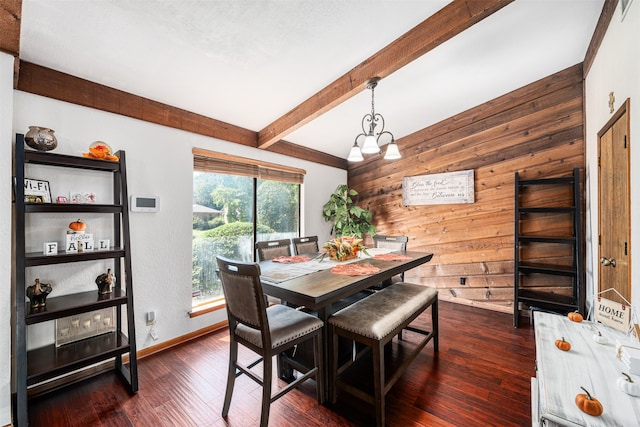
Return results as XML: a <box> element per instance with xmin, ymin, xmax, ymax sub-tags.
<box><xmin>532</xmin><ymin>311</ymin><xmax>640</xmax><ymax>426</ymax></box>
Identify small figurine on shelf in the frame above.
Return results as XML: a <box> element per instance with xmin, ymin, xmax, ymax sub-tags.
<box><xmin>95</xmin><ymin>268</ymin><xmax>115</xmax><ymax>295</ymax></box>
<box><xmin>83</xmin><ymin>141</ymin><xmax>119</xmax><ymax>161</ymax></box>
<box><xmin>26</xmin><ymin>278</ymin><xmax>52</xmax><ymax>310</ymax></box>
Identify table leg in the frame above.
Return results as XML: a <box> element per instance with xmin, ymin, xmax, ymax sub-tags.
<box><xmin>317</xmin><ymin>306</ymin><xmax>331</xmax><ymax>402</ymax></box>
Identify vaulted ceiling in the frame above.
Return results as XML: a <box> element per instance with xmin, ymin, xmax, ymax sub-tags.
<box><xmin>4</xmin><ymin>0</ymin><xmax>606</xmax><ymax>168</ymax></box>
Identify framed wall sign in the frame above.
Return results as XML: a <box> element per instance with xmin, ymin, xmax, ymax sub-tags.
<box><xmin>24</xmin><ymin>178</ymin><xmax>52</xmax><ymax>203</ymax></box>
<box><xmin>402</xmin><ymin>170</ymin><xmax>474</xmax><ymax>206</ymax></box>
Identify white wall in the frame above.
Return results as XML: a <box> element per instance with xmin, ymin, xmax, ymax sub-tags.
<box><xmin>585</xmin><ymin>0</ymin><xmax>640</xmax><ymax>317</ymax></box>
<box><xmin>4</xmin><ymin>90</ymin><xmax>344</xmax><ymax>416</ymax></box>
<box><xmin>1</xmin><ymin>52</ymin><xmax>15</xmax><ymax>427</ymax></box>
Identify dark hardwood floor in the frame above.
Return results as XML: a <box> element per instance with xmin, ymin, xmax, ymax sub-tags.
<box><xmin>27</xmin><ymin>301</ymin><xmax>535</xmax><ymax>426</ymax></box>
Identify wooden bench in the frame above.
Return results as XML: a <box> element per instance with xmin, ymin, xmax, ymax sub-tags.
<box><xmin>328</xmin><ymin>282</ymin><xmax>438</xmax><ymax>427</ymax></box>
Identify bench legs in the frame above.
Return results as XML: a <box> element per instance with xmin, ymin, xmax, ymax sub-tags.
<box><xmin>373</xmin><ymin>340</ymin><xmax>385</xmax><ymax>427</ymax></box>
<box><xmin>329</xmin><ymin>299</ymin><xmax>438</xmax><ymax>427</ymax></box>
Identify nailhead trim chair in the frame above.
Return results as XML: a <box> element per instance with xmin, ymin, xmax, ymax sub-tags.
<box><xmin>216</xmin><ymin>256</ymin><xmax>324</xmax><ymax>427</ymax></box>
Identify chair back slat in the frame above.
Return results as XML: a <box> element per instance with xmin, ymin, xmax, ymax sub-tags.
<box><xmin>373</xmin><ymin>235</ymin><xmax>408</xmax><ymax>251</ymax></box>
<box><xmin>292</xmin><ymin>236</ymin><xmax>319</xmax><ymax>255</ymax></box>
<box><xmin>256</xmin><ymin>239</ymin><xmax>292</xmax><ymax>261</ymax></box>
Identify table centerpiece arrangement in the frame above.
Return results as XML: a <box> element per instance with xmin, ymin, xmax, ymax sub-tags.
<box><xmin>320</xmin><ymin>236</ymin><xmax>369</xmax><ymax>262</ymax></box>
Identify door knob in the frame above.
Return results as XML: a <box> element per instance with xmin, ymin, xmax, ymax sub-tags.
<box><xmin>600</xmin><ymin>257</ymin><xmax>616</xmax><ymax>267</ymax></box>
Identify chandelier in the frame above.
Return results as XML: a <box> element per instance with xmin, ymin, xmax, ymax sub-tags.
<box><xmin>348</xmin><ymin>77</ymin><xmax>401</xmax><ymax>162</ymax></box>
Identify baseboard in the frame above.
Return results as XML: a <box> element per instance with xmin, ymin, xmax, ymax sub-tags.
<box><xmin>137</xmin><ymin>320</ymin><xmax>228</xmax><ymax>359</ymax></box>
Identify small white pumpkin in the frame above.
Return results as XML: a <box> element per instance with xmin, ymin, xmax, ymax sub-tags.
<box><xmin>592</xmin><ymin>331</ymin><xmax>608</xmax><ymax>344</ymax></box>
<box><xmin>617</xmin><ymin>373</ymin><xmax>640</xmax><ymax>397</ymax></box>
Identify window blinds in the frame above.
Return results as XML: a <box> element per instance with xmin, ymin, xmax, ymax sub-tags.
<box><xmin>192</xmin><ymin>148</ymin><xmax>305</xmax><ymax>184</ymax></box>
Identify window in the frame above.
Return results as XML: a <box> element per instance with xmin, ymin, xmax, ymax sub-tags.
<box><xmin>191</xmin><ymin>149</ymin><xmax>304</xmax><ymax>306</ymax></box>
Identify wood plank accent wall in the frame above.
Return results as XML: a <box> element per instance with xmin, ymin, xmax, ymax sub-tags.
<box><xmin>348</xmin><ymin>64</ymin><xmax>585</xmax><ymax>314</ymax></box>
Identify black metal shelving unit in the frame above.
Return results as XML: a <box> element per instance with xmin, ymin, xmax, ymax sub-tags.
<box><xmin>14</xmin><ymin>133</ymin><xmax>138</xmax><ymax>426</ymax></box>
<box><xmin>513</xmin><ymin>168</ymin><xmax>584</xmax><ymax>327</ymax></box>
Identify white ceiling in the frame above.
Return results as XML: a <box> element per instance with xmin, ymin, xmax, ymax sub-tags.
<box><xmin>19</xmin><ymin>0</ymin><xmax>605</xmax><ymax>160</ymax></box>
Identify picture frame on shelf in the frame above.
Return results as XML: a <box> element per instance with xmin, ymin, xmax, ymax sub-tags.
<box><xmin>70</xmin><ymin>192</ymin><xmax>96</xmax><ymax>204</ymax></box>
<box><xmin>24</xmin><ymin>178</ymin><xmax>52</xmax><ymax>203</ymax></box>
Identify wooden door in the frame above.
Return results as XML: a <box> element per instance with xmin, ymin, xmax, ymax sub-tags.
<box><xmin>598</xmin><ymin>99</ymin><xmax>631</xmax><ymax>304</ymax></box>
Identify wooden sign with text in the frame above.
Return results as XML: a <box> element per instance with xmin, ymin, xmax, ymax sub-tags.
<box><xmin>403</xmin><ymin>170</ymin><xmax>474</xmax><ymax>206</ymax></box>
<box><xmin>595</xmin><ymin>296</ymin><xmax>631</xmax><ymax>333</ymax></box>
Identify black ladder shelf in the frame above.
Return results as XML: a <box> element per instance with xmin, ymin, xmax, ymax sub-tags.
<box><xmin>13</xmin><ymin>133</ymin><xmax>138</xmax><ymax>426</ymax></box>
<box><xmin>513</xmin><ymin>168</ymin><xmax>584</xmax><ymax>327</ymax></box>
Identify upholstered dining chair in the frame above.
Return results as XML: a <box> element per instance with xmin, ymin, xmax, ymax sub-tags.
<box><xmin>373</xmin><ymin>234</ymin><xmax>409</xmax><ymax>287</ymax></box>
<box><xmin>292</xmin><ymin>236</ymin><xmax>319</xmax><ymax>255</ymax></box>
<box><xmin>255</xmin><ymin>238</ymin><xmax>292</xmax><ymax>261</ymax></box>
<box><xmin>216</xmin><ymin>256</ymin><xmax>324</xmax><ymax>427</ymax></box>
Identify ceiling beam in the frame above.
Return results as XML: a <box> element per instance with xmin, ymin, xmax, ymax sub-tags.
<box><xmin>0</xmin><ymin>0</ymin><xmax>22</xmax><ymax>87</ymax></box>
<box><xmin>257</xmin><ymin>0</ymin><xmax>514</xmax><ymax>150</ymax></box>
<box><xmin>0</xmin><ymin>0</ymin><xmax>20</xmax><ymax>56</ymax></box>
<box><xmin>16</xmin><ymin>61</ymin><xmax>348</xmax><ymax>169</ymax></box>
<box><xmin>583</xmin><ymin>0</ymin><xmax>618</xmax><ymax>77</ymax></box>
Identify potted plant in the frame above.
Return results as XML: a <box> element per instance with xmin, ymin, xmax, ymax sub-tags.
<box><xmin>322</xmin><ymin>184</ymin><xmax>376</xmax><ymax>238</ymax></box>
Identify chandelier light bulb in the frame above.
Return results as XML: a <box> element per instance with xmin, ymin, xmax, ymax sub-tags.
<box><xmin>347</xmin><ymin>142</ymin><xmax>364</xmax><ymax>162</ymax></box>
<box><xmin>361</xmin><ymin>134</ymin><xmax>380</xmax><ymax>154</ymax></box>
<box><xmin>383</xmin><ymin>140</ymin><xmax>401</xmax><ymax>160</ymax></box>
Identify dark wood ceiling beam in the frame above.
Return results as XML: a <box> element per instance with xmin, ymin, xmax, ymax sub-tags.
<box><xmin>257</xmin><ymin>0</ymin><xmax>514</xmax><ymax>150</ymax></box>
<box><xmin>0</xmin><ymin>0</ymin><xmax>20</xmax><ymax>56</ymax></box>
<box><xmin>583</xmin><ymin>0</ymin><xmax>618</xmax><ymax>77</ymax></box>
<box><xmin>269</xmin><ymin>141</ymin><xmax>348</xmax><ymax>170</ymax></box>
<box><xmin>0</xmin><ymin>0</ymin><xmax>22</xmax><ymax>87</ymax></box>
<box><xmin>16</xmin><ymin>61</ymin><xmax>348</xmax><ymax>169</ymax></box>
<box><xmin>17</xmin><ymin>61</ymin><xmax>257</xmax><ymax>146</ymax></box>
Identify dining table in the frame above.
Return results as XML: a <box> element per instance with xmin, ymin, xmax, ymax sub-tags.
<box><xmin>258</xmin><ymin>248</ymin><xmax>434</xmax><ymax>396</ymax></box>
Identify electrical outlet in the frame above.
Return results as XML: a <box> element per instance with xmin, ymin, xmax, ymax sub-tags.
<box><xmin>460</xmin><ymin>277</ymin><xmax>466</xmax><ymax>285</ymax></box>
<box><xmin>146</xmin><ymin>311</ymin><xmax>155</xmax><ymax>325</ymax></box>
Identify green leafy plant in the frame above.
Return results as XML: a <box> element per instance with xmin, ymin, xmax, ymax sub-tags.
<box><xmin>322</xmin><ymin>184</ymin><xmax>376</xmax><ymax>238</ymax></box>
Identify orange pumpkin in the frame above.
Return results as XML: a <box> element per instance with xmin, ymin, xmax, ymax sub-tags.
<box><xmin>568</xmin><ymin>311</ymin><xmax>584</xmax><ymax>322</ymax></box>
<box><xmin>575</xmin><ymin>387</ymin><xmax>603</xmax><ymax>416</ymax></box>
<box><xmin>555</xmin><ymin>337</ymin><xmax>571</xmax><ymax>351</ymax></box>
<box><xmin>69</xmin><ymin>219</ymin><xmax>86</xmax><ymax>231</ymax></box>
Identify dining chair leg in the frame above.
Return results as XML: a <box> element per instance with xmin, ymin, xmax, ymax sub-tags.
<box><xmin>222</xmin><ymin>339</ymin><xmax>238</xmax><ymax>417</ymax></box>
<box><xmin>260</xmin><ymin>354</ymin><xmax>273</xmax><ymax>427</ymax></box>
<box><xmin>314</xmin><ymin>333</ymin><xmax>325</xmax><ymax>404</ymax></box>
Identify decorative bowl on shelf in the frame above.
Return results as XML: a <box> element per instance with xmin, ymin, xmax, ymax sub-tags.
<box><xmin>24</xmin><ymin>126</ymin><xmax>58</xmax><ymax>151</ymax></box>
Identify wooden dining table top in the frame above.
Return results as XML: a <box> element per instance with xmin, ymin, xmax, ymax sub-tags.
<box><xmin>259</xmin><ymin>250</ymin><xmax>433</xmax><ymax>312</ymax></box>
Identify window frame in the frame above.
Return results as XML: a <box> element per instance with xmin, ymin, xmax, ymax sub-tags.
<box><xmin>191</xmin><ymin>149</ymin><xmax>305</xmax><ymax>310</ymax></box>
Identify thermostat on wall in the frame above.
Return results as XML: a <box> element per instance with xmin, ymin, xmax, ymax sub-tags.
<box><xmin>130</xmin><ymin>195</ymin><xmax>159</xmax><ymax>212</ymax></box>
